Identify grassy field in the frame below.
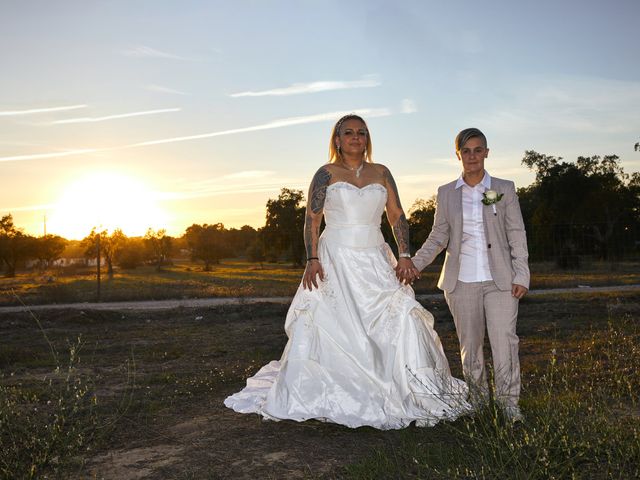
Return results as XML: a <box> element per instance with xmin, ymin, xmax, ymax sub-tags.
<box><xmin>0</xmin><ymin>260</ymin><xmax>302</xmax><ymax>306</ymax></box>
<box><xmin>1</xmin><ymin>259</ymin><xmax>639</xmax><ymax>306</ymax></box>
<box><xmin>0</xmin><ymin>289</ymin><xmax>638</xmax><ymax>478</ymax></box>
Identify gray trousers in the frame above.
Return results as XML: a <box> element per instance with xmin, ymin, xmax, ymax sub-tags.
<box><xmin>444</xmin><ymin>280</ymin><xmax>520</xmax><ymax>408</ymax></box>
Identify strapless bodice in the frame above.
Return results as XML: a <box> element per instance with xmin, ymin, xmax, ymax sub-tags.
<box><xmin>321</xmin><ymin>182</ymin><xmax>388</xmax><ymax>248</ymax></box>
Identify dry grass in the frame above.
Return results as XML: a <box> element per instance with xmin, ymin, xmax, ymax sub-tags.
<box><xmin>1</xmin><ymin>259</ymin><xmax>639</xmax><ymax>307</ymax></box>
<box><xmin>0</xmin><ymin>290</ymin><xmax>638</xmax><ymax>478</ymax></box>
<box><xmin>0</xmin><ymin>260</ymin><xmax>303</xmax><ymax>306</ymax></box>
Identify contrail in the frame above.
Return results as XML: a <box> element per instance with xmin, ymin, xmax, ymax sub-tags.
<box><xmin>127</xmin><ymin>108</ymin><xmax>390</xmax><ymax>148</ymax></box>
<box><xmin>52</xmin><ymin>108</ymin><xmax>181</xmax><ymax>124</ymax></box>
<box><xmin>0</xmin><ymin>107</ymin><xmax>391</xmax><ymax>162</ymax></box>
<box><xmin>230</xmin><ymin>76</ymin><xmax>380</xmax><ymax>97</ymax></box>
<box><xmin>0</xmin><ymin>104</ymin><xmax>87</xmax><ymax>116</ymax></box>
<box><xmin>0</xmin><ymin>149</ymin><xmax>98</xmax><ymax>163</ymax></box>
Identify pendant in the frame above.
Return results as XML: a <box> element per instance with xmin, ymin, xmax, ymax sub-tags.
<box><xmin>355</xmin><ymin>163</ymin><xmax>363</xmax><ymax>178</ymax></box>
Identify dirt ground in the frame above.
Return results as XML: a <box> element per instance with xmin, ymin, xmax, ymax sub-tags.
<box><xmin>1</xmin><ymin>290</ymin><xmax>639</xmax><ymax>479</ymax></box>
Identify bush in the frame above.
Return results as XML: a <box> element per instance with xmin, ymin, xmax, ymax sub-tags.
<box><xmin>117</xmin><ymin>238</ymin><xmax>145</xmax><ymax>270</ymax></box>
<box><xmin>0</xmin><ymin>338</ymin><xmax>98</xmax><ymax>479</ymax></box>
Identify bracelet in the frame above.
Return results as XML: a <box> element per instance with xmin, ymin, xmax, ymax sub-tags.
<box><xmin>307</xmin><ymin>257</ymin><xmax>319</xmax><ymax>262</ymax></box>
<box><xmin>399</xmin><ymin>253</ymin><xmax>411</xmax><ymax>258</ymax></box>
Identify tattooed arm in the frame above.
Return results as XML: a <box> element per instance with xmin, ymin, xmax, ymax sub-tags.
<box><xmin>381</xmin><ymin>165</ymin><xmax>420</xmax><ymax>284</ymax></box>
<box><xmin>382</xmin><ymin>166</ymin><xmax>410</xmax><ymax>255</ymax></box>
<box><xmin>303</xmin><ymin>166</ymin><xmax>331</xmax><ymax>290</ymax></box>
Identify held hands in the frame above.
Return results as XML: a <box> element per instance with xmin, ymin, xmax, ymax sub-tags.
<box><xmin>395</xmin><ymin>257</ymin><xmax>420</xmax><ymax>285</ymax></box>
<box><xmin>303</xmin><ymin>259</ymin><xmax>325</xmax><ymax>290</ymax></box>
<box><xmin>512</xmin><ymin>284</ymin><xmax>528</xmax><ymax>299</ymax></box>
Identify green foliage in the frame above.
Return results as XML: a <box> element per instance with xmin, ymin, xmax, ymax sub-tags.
<box><xmin>246</xmin><ymin>236</ymin><xmax>266</xmax><ymax>266</ymax></box>
<box><xmin>520</xmin><ymin>152</ymin><xmax>640</xmax><ymax>264</ymax></box>
<box><xmin>144</xmin><ymin>228</ymin><xmax>173</xmax><ymax>271</ymax></box>
<box><xmin>116</xmin><ymin>236</ymin><xmax>145</xmax><ymax>269</ymax></box>
<box><xmin>226</xmin><ymin>225</ymin><xmax>259</xmax><ymax>257</ymax></box>
<box><xmin>407</xmin><ymin>197</ymin><xmax>437</xmax><ymax>253</ymax></box>
<box><xmin>0</xmin><ymin>214</ymin><xmax>36</xmax><ymax>277</ymax></box>
<box><xmin>33</xmin><ymin>235</ymin><xmax>67</xmax><ymax>268</ymax></box>
<box><xmin>184</xmin><ymin>223</ymin><xmax>232</xmax><ymax>270</ymax></box>
<box><xmin>262</xmin><ymin>188</ymin><xmax>305</xmax><ymax>266</ymax></box>
<box><xmin>80</xmin><ymin>228</ymin><xmax>128</xmax><ymax>278</ymax></box>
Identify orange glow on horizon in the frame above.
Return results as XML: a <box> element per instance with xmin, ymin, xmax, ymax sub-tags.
<box><xmin>47</xmin><ymin>172</ymin><xmax>168</xmax><ymax>240</ymax></box>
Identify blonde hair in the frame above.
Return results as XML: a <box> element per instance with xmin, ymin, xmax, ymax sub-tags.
<box><xmin>328</xmin><ymin>114</ymin><xmax>373</xmax><ymax>163</ymax></box>
<box><xmin>455</xmin><ymin>127</ymin><xmax>487</xmax><ymax>151</ymax></box>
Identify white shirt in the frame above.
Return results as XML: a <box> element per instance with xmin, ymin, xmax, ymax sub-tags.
<box><xmin>456</xmin><ymin>171</ymin><xmax>493</xmax><ymax>283</ymax></box>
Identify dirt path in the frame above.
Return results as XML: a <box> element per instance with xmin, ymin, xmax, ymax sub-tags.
<box><xmin>1</xmin><ymin>284</ymin><xmax>639</xmax><ymax>313</ymax></box>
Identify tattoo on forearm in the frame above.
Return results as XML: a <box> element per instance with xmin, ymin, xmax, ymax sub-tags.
<box><xmin>309</xmin><ymin>167</ymin><xmax>332</xmax><ymax>214</ymax></box>
<box><xmin>304</xmin><ymin>213</ymin><xmax>317</xmax><ymax>258</ymax></box>
<box><xmin>383</xmin><ymin>167</ymin><xmax>403</xmax><ymax>211</ymax></box>
<box><xmin>393</xmin><ymin>213</ymin><xmax>410</xmax><ymax>254</ymax></box>
<box><xmin>383</xmin><ymin>167</ymin><xmax>409</xmax><ymax>254</ymax></box>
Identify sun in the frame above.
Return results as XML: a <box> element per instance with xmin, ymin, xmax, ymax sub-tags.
<box><xmin>48</xmin><ymin>171</ymin><xmax>168</xmax><ymax>239</ymax></box>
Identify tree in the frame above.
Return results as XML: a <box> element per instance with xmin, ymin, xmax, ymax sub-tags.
<box><xmin>263</xmin><ymin>188</ymin><xmax>306</xmax><ymax>266</ymax></box>
<box><xmin>184</xmin><ymin>223</ymin><xmax>231</xmax><ymax>271</ymax></box>
<box><xmin>144</xmin><ymin>228</ymin><xmax>172</xmax><ymax>271</ymax></box>
<box><xmin>81</xmin><ymin>228</ymin><xmax>127</xmax><ymax>278</ymax></box>
<box><xmin>227</xmin><ymin>225</ymin><xmax>259</xmax><ymax>257</ymax></box>
<box><xmin>0</xmin><ymin>214</ymin><xmax>35</xmax><ymax>277</ymax></box>
<box><xmin>116</xmin><ymin>237</ymin><xmax>145</xmax><ymax>269</ymax></box>
<box><xmin>80</xmin><ymin>228</ymin><xmax>104</xmax><ymax>274</ymax></box>
<box><xmin>246</xmin><ymin>233</ymin><xmax>266</xmax><ymax>269</ymax></box>
<box><xmin>520</xmin><ymin>151</ymin><xmax>640</xmax><ymax>263</ymax></box>
<box><xmin>407</xmin><ymin>197</ymin><xmax>437</xmax><ymax>253</ymax></box>
<box><xmin>104</xmin><ymin>229</ymin><xmax>127</xmax><ymax>277</ymax></box>
<box><xmin>34</xmin><ymin>234</ymin><xmax>68</xmax><ymax>268</ymax></box>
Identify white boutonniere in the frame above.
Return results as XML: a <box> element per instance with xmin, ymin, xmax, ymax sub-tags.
<box><xmin>482</xmin><ymin>189</ymin><xmax>504</xmax><ymax>215</ymax></box>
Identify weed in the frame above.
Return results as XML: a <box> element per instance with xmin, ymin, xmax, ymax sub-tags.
<box><xmin>0</xmin><ymin>337</ymin><xmax>98</xmax><ymax>479</ymax></box>
<box><xmin>345</xmin><ymin>313</ymin><xmax>640</xmax><ymax>479</ymax></box>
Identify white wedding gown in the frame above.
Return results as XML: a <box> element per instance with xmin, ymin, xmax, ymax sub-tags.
<box><xmin>225</xmin><ymin>182</ymin><xmax>469</xmax><ymax>429</ymax></box>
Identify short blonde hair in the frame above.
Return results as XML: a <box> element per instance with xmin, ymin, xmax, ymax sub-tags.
<box><xmin>455</xmin><ymin>127</ymin><xmax>487</xmax><ymax>151</ymax></box>
<box><xmin>328</xmin><ymin>114</ymin><xmax>373</xmax><ymax>163</ymax></box>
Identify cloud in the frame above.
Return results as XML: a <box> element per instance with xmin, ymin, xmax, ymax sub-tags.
<box><xmin>50</xmin><ymin>108</ymin><xmax>181</xmax><ymax>125</ymax></box>
<box><xmin>0</xmin><ymin>107</ymin><xmax>392</xmax><ymax>162</ymax></box>
<box><xmin>401</xmin><ymin>98</ymin><xmax>417</xmax><ymax>114</ymax></box>
<box><xmin>127</xmin><ymin>107</ymin><xmax>391</xmax><ymax>148</ymax></box>
<box><xmin>123</xmin><ymin>45</ymin><xmax>196</xmax><ymax>61</ymax></box>
<box><xmin>0</xmin><ymin>104</ymin><xmax>87</xmax><ymax>116</ymax></box>
<box><xmin>158</xmin><ymin>179</ymin><xmax>307</xmax><ymax>201</ymax></box>
<box><xmin>222</xmin><ymin>170</ymin><xmax>275</xmax><ymax>179</ymax></box>
<box><xmin>229</xmin><ymin>75</ymin><xmax>381</xmax><ymax>97</ymax></box>
<box><xmin>474</xmin><ymin>75</ymin><xmax>640</xmax><ymax>135</ymax></box>
<box><xmin>147</xmin><ymin>84</ymin><xmax>188</xmax><ymax>95</ymax></box>
<box><xmin>0</xmin><ymin>149</ymin><xmax>98</xmax><ymax>163</ymax></box>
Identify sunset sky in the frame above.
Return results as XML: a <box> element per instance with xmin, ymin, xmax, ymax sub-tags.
<box><xmin>2</xmin><ymin>0</ymin><xmax>639</xmax><ymax>239</ymax></box>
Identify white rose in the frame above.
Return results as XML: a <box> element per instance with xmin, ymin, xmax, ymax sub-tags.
<box><xmin>485</xmin><ymin>190</ymin><xmax>498</xmax><ymax>201</ymax></box>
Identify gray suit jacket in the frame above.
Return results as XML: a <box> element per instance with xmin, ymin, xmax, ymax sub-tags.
<box><xmin>413</xmin><ymin>176</ymin><xmax>530</xmax><ymax>293</ymax></box>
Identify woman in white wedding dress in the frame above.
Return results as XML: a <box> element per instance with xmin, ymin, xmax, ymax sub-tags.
<box><xmin>224</xmin><ymin>115</ymin><xmax>469</xmax><ymax>429</ymax></box>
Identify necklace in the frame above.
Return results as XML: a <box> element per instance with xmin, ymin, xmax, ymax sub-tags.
<box><xmin>344</xmin><ymin>161</ymin><xmax>364</xmax><ymax>178</ymax></box>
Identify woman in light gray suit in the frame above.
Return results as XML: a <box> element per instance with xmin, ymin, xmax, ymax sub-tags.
<box><xmin>400</xmin><ymin>128</ymin><xmax>530</xmax><ymax>422</ymax></box>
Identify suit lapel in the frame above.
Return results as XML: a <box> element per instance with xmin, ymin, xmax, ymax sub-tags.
<box><xmin>451</xmin><ymin>184</ymin><xmax>463</xmax><ymax>245</ymax></box>
<box><xmin>483</xmin><ymin>178</ymin><xmax>495</xmax><ymax>241</ymax></box>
